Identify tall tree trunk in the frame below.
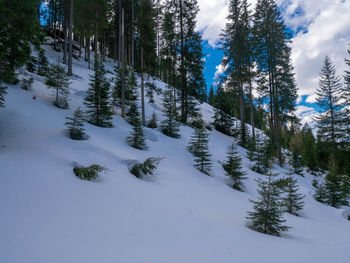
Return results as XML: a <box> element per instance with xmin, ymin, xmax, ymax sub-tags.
<box><xmin>53</xmin><ymin>0</ymin><xmax>57</xmax><ymax>50</ymax></box>
<box><xmin>121</xmin><ymin>8</ymin><xmax>126</xmax><ymax>117</ymax></box>
<box><xmin>249</xmin><ymin>79</ymin><xmax>255</xmax><ymax>139</ymax></box>
<box><xmin>131</xmin><ymin>0</ymin><xmax>135</xmax><ymax>68</ymax></box>
<box><xmin>179</xmin><ymin>0</ymin><xmax>186</xmax><ymax>123</ymax></box>
<box><xmin>63</xmin><ymin>4</ymin><xmax>67</xmax><ymax>64</ymax></box>
<box><xmin>87</xmin><ymin>36</ymin><xmax>91</xmax><ymax>69</ymax></box>
<box><xmin>118</xmin><ymin>0</ymin><xmax>122</xmax><ymax>66</ymax></box>
<box><xmin>239</xmin><ymin>81</ymin><xmax>246</xmax><ymax>147</ymax></box>
<box><xmin>141</xmin><ymin>46</ymin><xmax>146</xmax><ymax>126</ymax></box>
<box><xmin>68</xmin><ymin>0</ymin><xmax>73</xmax><ymax>76</ymax></box>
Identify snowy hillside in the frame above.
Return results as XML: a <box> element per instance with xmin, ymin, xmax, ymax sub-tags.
<box><xmin>1</xmin><ymin>43</ymin><xmax>350</xmax><ymax>263</ymax></box>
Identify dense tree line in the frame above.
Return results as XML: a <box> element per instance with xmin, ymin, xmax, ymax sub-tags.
<box><xmin>1</xmin><ymin>0</ymin><xmax>350</xmax><ymax>237</ymax></box>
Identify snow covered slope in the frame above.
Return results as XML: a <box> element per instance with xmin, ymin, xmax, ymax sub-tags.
<box><xmin>1</xmin><ymin>44</ymin><xmax>350</xmax><ymax>263</ymax></box>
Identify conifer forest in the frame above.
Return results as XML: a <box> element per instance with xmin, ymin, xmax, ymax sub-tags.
<box><xmin>1</xmin><ymin>1</ymin><xmax>350</xmax><ymax>262</ymax></box>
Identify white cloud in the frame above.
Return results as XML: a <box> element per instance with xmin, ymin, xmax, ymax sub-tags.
<box><xmin>197</xmin><ymin>0</ymin><xmax>258</xmax><ymax>47</ymax></box>
<box><xmin>197</xmin><ymin>0</ymin><xmax>228</xmax><ymax>47</ymax></box>
<box><xmin>213</xmin><ymin>63</ymin><xmax>227</xmax><ymax>85</ymax></box>
<box><xmin>289</xmin><ymin>0</ymin><xmax>350</xmax><ymax>96</ymax></box>
<box><xmin>294</xmin><ymin>105</ymin><xmax>317</xmax><ymax>126</ymax></box>
<box><xmin>305</xmin><ymin>94</ymin><xmax>318</xmax><ymax>103</ymax></box>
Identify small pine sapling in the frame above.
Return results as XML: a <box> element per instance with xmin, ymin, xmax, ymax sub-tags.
<box><xmin>247</xmin><ymin>169</ymin><xmax>290</xmax><ymax>236</ymax></box>
<box><xmin>73</xmin><ymin>164</ymin><xmax>107</xmax><ymax>181</ymax></box>
<box><xmin>84</xmin><ymin>54</ymin><xmax>113</xmax><ymax>127</ymax></box>
<box><xmin>161</xmin><ymin>85</ymin><xmax>180</xmax><ymax>138</ymax></box>
<box><xmin>324</xmin><ymin>157</ymin><xmax>343</xmax><ymax>208</ymax></box>
<box><xmin>251</xmin><ymin>132</ymin><xmax>269</xmax><ymax>174</ymax></box>
<box><xmin>45</xmin><ymin>59</ymin><xmax>70</xmax><ymax>108</ymax></box>
<box><xmin>314</xmin><ymin>180</ymin><xmax>327</xmax><ymax>204</ymax></box>
<box><xmin>147</xmin><ymin>111</ymin><xmax>158</xmax><ymax>129</ymax></box>
<box><xmin>26</xmin><ymin>56</ymin><xmax>37</xmax><ymax>73</ymax></box>
<box><xmin>21</xmin><ymin>77</ymin><xmax>34</xmax><ymax>91</ymax></box>
<box><xmin>222</xmin><ymin>143</ymin><xmax>247</xmax><ymax>191</ymax></box>
<box><xmin>126</xmin><ymin>102</ymin><xmax>140</xmax><ymax>126</ymax></box>
<box><xmin>130</xmin><ymin>157</ymin><xmax>162</xmax><ymax>179</ymax></box>
<box><xmin>37</xmin><ymin>49</ymin><xmax>49</xmax><ymax>76</ymax></box>
<box><xmin>282</xmin><ymin>173</ymin><xmax>305</xmax><ymax>216</ymax></box>
<box><xmin>187</xmin><ymin>118</ymin><xmax>212</xmax><ymax>175</ymax></box>
<box><xmin>126</xmin><ymin>117</ymin><xmax>146</xmax><ymax>150</ymax></box>
<box><xmin>65</xmin><ymin>108</ymin><xmax>86</xmax><ymax>140</ymax></box>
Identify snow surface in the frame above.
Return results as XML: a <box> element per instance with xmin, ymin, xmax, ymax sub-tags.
<box><xmin>1</xmin><ymin>43</ymin><xmax>350</xmax><ymax>263</ymax></box>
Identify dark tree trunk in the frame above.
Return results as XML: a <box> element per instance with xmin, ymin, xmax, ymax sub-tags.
<box><xmin>68</xmin><ymin>0</ymin><xmax>73</xmax><ymax>76</ymax></box>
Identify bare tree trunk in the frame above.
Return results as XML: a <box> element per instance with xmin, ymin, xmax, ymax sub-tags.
<box><xmin>141</xmin><ymin>46</ymin><xmax>146</xmax><ymax>126</ymax></box>
<box><xmin>249</xmin><ymin>78</ymin><xmax>255</xmax><ymax>139</ymax></box>
<box><xmin>79</xmin><ymin>37</ymin><xmax>82</xmax><ymax>58</ymax></box>
<box><xmin>179</xmin><ymin>0</ymin><xmax>187</xmax><ymax>123</ymax></box>
<box><xmin>121</xmin><ymin>8</ymin><xmax>126</xmax><ymax>117</ymax></box>
<box><xmin>53</xmin><ymin>0</ymin><xmax>57</xmax><ymax>50</ymax></box>
<box><xmin>118</xmin><ymin>0</ymin><xmax>122</xmax><ymax>66</ymax></box>
<box><xmin>63</xmin><ymin>4</ymin><xmax>67</xmax><ymax>64</ymax></box>
<box><xmin>68</xmin><ymin>0</ymin><xmax>73</xmax><ymax>76</ymax></box>
<box><xmin>239</xmin><ymin>81</ymin><xmax>246</xmax><ymax>147</ymax></box>
<box><xmin>87</xmin><ymin>36</ymin><xmax>91</xmax><ymax>69</ymax></box>
<box><xmin>131</xmin><ymin>0</ymin><xmax>135</xmax><ymax>68</ymax></box>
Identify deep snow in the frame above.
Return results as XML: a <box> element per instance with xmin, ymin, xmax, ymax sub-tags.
<box><xmin>1</xmin><ymin>42</ymin><xmax>350</xmax><ymax>263</ymax></box>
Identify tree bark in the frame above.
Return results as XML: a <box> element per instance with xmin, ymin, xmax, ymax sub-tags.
<box><xmin>131</xmin><ymin>0</ymin><xmax>135</xmax><ymax>68</ymax></box>
<box><xmin>141</xmin><ymin>46</ymin><xmax>146</xmax><ymax>126</ymax></box>
<box><xmin>121</xmin><ymin>8</ymin><xmax>126</xmax><ymax>117</ymax></box>
<box><xmin>67</xmin><ymin>0</ymin><xmax>73</xmax><ymax>76</ymax></box>
<box><xmin>179</xmin><ymin>0</ymin><xmax>187</xmax><ymax>123</ymax></box>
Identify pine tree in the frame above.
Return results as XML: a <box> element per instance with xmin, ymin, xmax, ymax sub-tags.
<box><xmin>0</xmin><ymin>82</ymin><xmax>7</xmax><ymax>107</ymax></box>
<box><xmin>126</xmin><ymin>102</ymin><xmax>140</xmax><ymax>126</ymax></box>
<box><xmin>208</xmin><ymin>85</ymin><xmax>215</xmax><ymax>106</ymax></box>
<box><xmin>213</xmin><ymin>108</ymin><xmax>234</xmax><ymax>136</ymax></box>
<box><xmin>112</xmin><ymin>67</ymin><xmax>137</xmax><ymax>108</ymax></box>
<box><xmin>220</xmin><ymin>0</ymin><xmax>253</xmax><ymax>148</ymax></box>
<box><xmin>247</xmin><ymin>169</ymin><xmax>290</xmax><ymax>236</ymax></box>
<box><xmin>187</xmin><ymin>118</ymin><xmax>212</xmax><ymax>175</ymax></box>
<box><xmin>126</xmin><ymin>117</ymin><xmax>146</xmax><ymax>150</ymax></box>
<box><xmin>288</xmin><ymin>133</ymin><xmax>304</xmax><ymax>176</ymax></box>
<box><xmin>251</xmin><ymin>132</ymin><xmax>269</xmax><ymax>174</ymax></box>
<box><xmin>37</xmin><ymin>48</ymin><xmax>49</xmax><ymax>76</ymax></box>
<box><xmin>65</xmin><ymin>107</ymin><xmax>86</xmax><ymax>140</ymax></box>
<box><xmin>112</xmin><ymin>66</ymin><xmax>123</xmax><ymax>108</ymax></box>
<box><xmin>340</xmin><ymin>174</ymin><xmax>350</xmax><ymax>206</ymax></box>
<box><xmin>84</xmin><ymin>54</ymin><xmax>113</xmax><ymax>127</ymax></box>
<box><xmin>26</xmin><ymin>56</ymin><xmax>37</xmax><ymax>73</ymax></box>
<box><xmin>146</xmin><ymin>80</ymin><xmax>156</xmax><ymax>103</ymax></box>
<box><xmin>45</xmin><ymin>59</ymin><xmax>70</xmax><ymax>108</ymax></box>
<box><xmin>147</xmin><ymin>111</ymin><xmax>158</xmax><ymax>129</ymax></box>
<box><xmin>315</xmin><ymin>56</ymin><xmax>346</xmax><ymax>155</ymax></box>
<box><xmin>342</xmin><ymin>45</ymin><xmax>350</xmax><ymax>140</ymax></box>
<box><xmin>253</xmin><ymin>0</ymin><xmax>298</xmax><ymax>165</ymax></box>
<box><xmin>223</xmin><ymin>143</ymin><xmax>247</xmax><ymax>191</ymax></box>
<box><xmin>212</xmin><ymin>86</ymin><xmax>235</xmax><ymax>135</ymax></box>
<box><xmin>161</xmin><ymin>85</ymin><xmax>180</xmax><ymax>138</ymax></box>
<box><xmin>289</xmin><ymin>151</ymin><xmax>303</xmax><ymax>176</ymax></box>
<box><xmin>247</xmin><ymin>136</ymin><xmax>256</xmax><ymax>161</ymax></box>
<box><xmin>0</xmin><ymin>0</ymin><xmax>40</xmax><ymax>83</ymax></box>
<box><xmin>324</xmin><ymin>157</ymin><xmax>343</xmax><ymax>208</ymax></box>
<box><xmin>301</xmin><ymin>124</ymin><xmax>318</xmax><ymax>172</ymax></box>
<box><xmin>282</xmin><ymin>173</ymin><xmax>305</xmax><ymax>216</ymax></box>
